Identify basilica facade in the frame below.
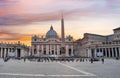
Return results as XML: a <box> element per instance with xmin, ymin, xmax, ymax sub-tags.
<box><xmin>31</xmin><ymin>17</ymin><xmax>74</xmax><ymax>57</ymax></box>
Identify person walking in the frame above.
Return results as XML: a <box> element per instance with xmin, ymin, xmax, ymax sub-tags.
<box><xmin>90</xmin><ymin>58</ymin><xmax>93</xmax><ymax>63</ymax></box>
<box><xmin>101</xmin><ymin>58</ymin><xmax>104</xmax><ymax>64</ymax></box>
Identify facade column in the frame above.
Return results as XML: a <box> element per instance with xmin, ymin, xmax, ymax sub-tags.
<box><xmin>71</xmin><ymin>45</ymin><xmax>74</xmax><ymax>56</ymax></box>
<box><xmin>37</xmin><ymin>45</ymin><xmax>39</xmax><ymax>56</ymax></box>
<box><xmin>1</xmin><ymin>48</ymin><xmax>3</xmax><ymax>58</ymax></box>
<box><xmin>46</xmin><ymin>45</ymin><xmax>49</xmax><ymax>55</ymax></box>
<box><xmin>4</xmin><ymin>48</ymin><xmax>6</xmax><ymax>58</ymax></box>
<box><xmin>105</xmin><ymin>48</ymin><xmax>107</xmax><ymax>57</ymax></box>
<box><xmin>57</xmin><ymin>45</ymin><xmax>60</xmax><ymax>56</ymax></box>
<box><xmin>102</xmin><ymin>48</ymin><xmax>104</xmax><ymax>57</ymax></box>
<box><xmin>119</xmin><ymin>47</ymin><xmax>120</xmax><ymax>57</ymax></box>
<box><xmin>94</xmin><ymin>49</ymin><xmax>97</xmax><ymax>57</ymax></box>
<box><xmin>32</xmin><ymin>46</ymin><xmax>34</xmax><ymax>56</ymax></box>
<box><xmin>108</xmin><ymin>48</ymin><xmax>110</xmax><ymax>57</ymax></box>
<box><xmin>49</xmin><ymin>45</ymin><xmax>51</xmax><ymax>55</ymax></box>
<box><xmin>89</xmin><ymin>48</ymin><xmax>92</xmax><ymax>57</ymax></box>
<box><xmin>15</xmin><ymin>48</ymin><xmax>17</xmax><ymax>58</ymax></box>
<box><xmin>115</xmin><ymin>47</ymin><xmax>117</xmax><ymax>57</ymax></box>
<box><xmin>53</xmin><ymin>45</ymin><xmax>55</xmax><ymax>55</ymax></box>
<box><xmin>0</xmin><ymin>48</ymin><xmax>2</xmax><ymax>58</ymax></box>
<box><xmin>8</xmin><ymin>48</ymin><xmax>10</xmax><ymax>57</ymax></box>
<box><xmin>65</xmin><ymin>45</ymin><xmax>69</xmax><ymax>56</ymax></box>
<box><xmin>41</xmin><ymin>45</ymin><xmax>44</xmax><ymax>55</ymax></box>
<box><xmin>112</xmin><ymin>48</ymin><xmax>114</xmax><ymax>57</ymax></box>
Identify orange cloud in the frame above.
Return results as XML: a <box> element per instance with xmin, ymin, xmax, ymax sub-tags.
<box><xmin>19</xmin><ymin>37</ymin><xmax>31</xmax><ymax>41</ymax></box>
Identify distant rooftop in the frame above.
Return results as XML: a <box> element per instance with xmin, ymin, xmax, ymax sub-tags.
<box><xmin>113</xmin><ymin>27</ymin><xmax>120</xmax><ymax>31</ymax></box>
<box><xmin>84</xmin><ymin>33</ymin><xmax>105</xmax><ymax>37</ymax></box>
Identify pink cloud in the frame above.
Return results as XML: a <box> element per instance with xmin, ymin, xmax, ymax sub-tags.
<box><xmin>0</xmin><ymin>0</ymin><xmax>120</xmax><ymax>26</ymax></box>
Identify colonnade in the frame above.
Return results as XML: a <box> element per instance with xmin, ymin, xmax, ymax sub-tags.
<box><xmin>0</xmin><ymin>47</ymin><xmax>15</xmax><ymax>58</ymax></box>
<box><xmin>88</xmin><ymin>47</ymin><xmax>120</xmax><ymax>58</ymax></box>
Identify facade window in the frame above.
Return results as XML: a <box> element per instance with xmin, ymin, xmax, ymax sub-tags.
<box><xmin>69</xmin><ymin>49</ymin><xmax>71</xmax><ymax>55</ymax></box>
<box><xmin>34</xmin><ymin>49</ymin><xmax>37</xmax><ymax>54</ymax></box>
<box><xmin>60</xmin><ymin>50</ymin><xmax>61</xmax><ymax>55</ymax></box>
<box><xmin>44</xmin><ymin>51</ymin><xmax>46</xmax><ymax>55</ymax></box>
<box><xmin>52</xmin><ymin>50</ymin><xmax>54</xmax><ymax>54</ymax></box>
<box><xmin>34</xmin><ymin>39</ymin><xmax>37</xmax><ymax>41</ymax></box>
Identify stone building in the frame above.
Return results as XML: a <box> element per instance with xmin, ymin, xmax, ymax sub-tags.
<box><xmin>0</xmin><ymin>42</ymin><xmax>29</xmax><ymax>58</ymax></box>
<box><xmin>31</xmin><ymin>17</ymin><xmax>74</xmax><ymax>57</ymax></box>
<box><xmin>76</xmin><ymin>27</ymin><xmax>120</xmax><ymax>58</ymax></box>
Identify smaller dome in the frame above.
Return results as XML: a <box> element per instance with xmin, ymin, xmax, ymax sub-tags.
<box><xmin>46</xmin><ymin>25</ymin><xmax>58</xmax><ymax>38</ymax></box>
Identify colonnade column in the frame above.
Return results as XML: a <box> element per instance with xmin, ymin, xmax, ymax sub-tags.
<box><xmin>87</xmin><ymin>48</ymin><xmax>91</xmax><ymax>57</ymax></box>
<box><xmin>94</xmin><ymin>49</ymin><xmax>97</xmax><ymax>57</ymax></box>
<box><xmin>102</xmin><ymin>48</ymin><xmax>104</xmax><ymax>57</ymax></box>
<box><xmin>115</xmin><ymin>47</ymin><xmax>117</xmax><ymax>57</ymax></box>
<box><xmin>119</xmin><ymin>47</ymin><xmax>120</xmax><ymax>57</ymax></box>
<box><xmin>8</xmin><ymin>48</ymin><xmax>10</xmax><ymax>57</ymax></box>
<box><xmin>108</xmin><ymin>48</ymin><xmax>110</xmax><ymax>57</ymax></box>
<box><xmin>88</xmin><ymin>48</ymin><xmax>91</xmax><ymax>57</ymax></box>
<box><xmin>105</xmin><ymin>48</ymin><xmax>107</xmax><ymax>57</ymax></box>
<box><xmin>112</xmin><ymin>48</ymin><xmax>114</xmax><ymax>57</ymax></box>
<box><xmin>4</xmin><ymin>48</ymin><xmax>6</xmax><ymax>58</ymax></box>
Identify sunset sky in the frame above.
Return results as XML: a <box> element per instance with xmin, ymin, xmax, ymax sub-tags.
<box><xmin>0</xmin><ymin>0</ymin><xmax>120</xmax><ymax>46</ymax></box>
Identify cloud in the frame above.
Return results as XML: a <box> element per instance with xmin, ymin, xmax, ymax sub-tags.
<box><xmin>0</xmin><ymin>0</ymin><xmax>120</xmax><ymax>26</ymax></box>
<box><xmin>0</xmin><ymin>29</ymin><xmax>31</xmax><ymax>40</ymax></box>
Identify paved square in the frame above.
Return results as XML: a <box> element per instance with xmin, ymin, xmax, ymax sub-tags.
<box><xmin>0</xmin><ymin>58</ymin><xmax>120</xmax><ymax>78</ymax></box>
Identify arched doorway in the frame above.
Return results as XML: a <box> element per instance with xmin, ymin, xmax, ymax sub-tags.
<box><xmin>69</xmin><ymin>49</ymin><xmax>71</xmax><ymax>56</ymax></box>
<box><xmin>17</xmin><ymin>49</ymin><xmax>21</xmax><ymax>58</ymax></box>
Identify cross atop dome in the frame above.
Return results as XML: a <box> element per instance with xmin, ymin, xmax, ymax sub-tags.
<box><xmin>50</xmin><ymin>25</ymin><xmax>53</xmax><ymax>30</ymax></box>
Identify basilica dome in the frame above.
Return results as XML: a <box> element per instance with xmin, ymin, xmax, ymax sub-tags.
<box><xmin>46</xmin><ymin>26</ymin><xmax>58</xmax><ymax>38</ymax></box>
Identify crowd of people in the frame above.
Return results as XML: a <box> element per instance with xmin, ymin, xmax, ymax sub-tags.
<box><xmin>2</xmin><ymin>56</ymin><xmax>116</xmax><ymax>64</ymax></box>
<box><xmin>22</xmin><ymin>57</ymin><xmax>105</xmax><ymax>64</ymax></box>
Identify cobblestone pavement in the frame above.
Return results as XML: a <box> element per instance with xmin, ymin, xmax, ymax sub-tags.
<box><xmin>0</xmin><ymin>58</ymin><xmax>120</xmax><ymax>78</ymax></box>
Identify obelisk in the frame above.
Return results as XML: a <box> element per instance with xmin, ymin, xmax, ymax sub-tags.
<box><xmin>61</xmin><ymin>16</ymin><xmax>65</xmax><ymax>56</ymax></box>
<box><xmin>61</xmin><ymin>16</ymin><xmax>65</xmax><ymax>42</ymax></box>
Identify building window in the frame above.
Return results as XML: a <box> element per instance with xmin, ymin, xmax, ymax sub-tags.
<box><xmin>34</xmin><ymin>39</ymin><xmax>36</xmax><ymax>41</ymax></box>
<box><xmin>44</xmin><ymin>51</ymin><xmax>46</xmax><ymax>55</ymax></box>
<box><xmin>52</xmin><ymin>50</ymin><xmax>54</xmax><ymax>55</ymax></box>
<box><xmin>69</xmin><ymin>49</ymin><xmax>71</xmax><ymax>56</ymax></box>
<box><xmin>60</xmin><ymin>50</ymin><xmax>61</xmax><ymax>55</ymax></box>
<box><xmin>34</xmin><ymin>49</ymin><xmax>37</xmax><ymax>54</ymax></box>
